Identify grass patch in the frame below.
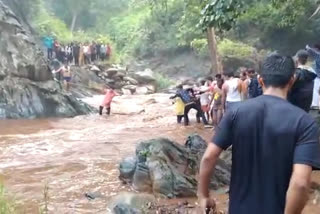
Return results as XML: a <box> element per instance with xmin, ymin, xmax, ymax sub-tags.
<box><xmin>0</xmin><ymin>184</ymin><xmax>16</xmax><ymax>214</ymax></box>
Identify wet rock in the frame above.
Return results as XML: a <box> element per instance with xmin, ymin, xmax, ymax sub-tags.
<box><xmin>123</xmin><ymin>85</ymin><xmax>137</xmax><ymax>93</ymax></box>
<box><xmin>0</xmin><ymin>2</ymin><xmax>49</xmax><ymax>82</ymax></box>
<box><xmin>106</xmin><ymin>68</ymin><xmax>118</xmax><ymax>77</ymax></box>
<box><xmin>135</xmin><ymin>85</ymin><xmax>156</xmax><ymax>95</ymax></box>
<box><xmin>185</xmin><ymin>134</ymin><xmax>207</xmax><ymax>152</ymax></box>
<box><xmin>0</xmin><ymin>77</ymin><xmax>96</xmax><ymax>119</ymax></box>
<box><xmin>109</xmin><ymin>192</ymin><xmax>155</xmax><ymax>214</ymax></box>
<box><xmin>113</xmin><ymin>203</ymin><xmax>141</xmax><ymax>214</ymax></box>
<box><xmin>122</xmin><ymin>88</ymin><xmax>132</xmax><ymax>95</ymax></box>
<box><xmin>90</xmin><ymin>65</ymin><xmax>101</xmax><ymax>72</ymax></box>
<box><xmin>131</xmin><ymin>69</ymin><xmax>156</xmax><ymax>84</ymax></box>
<box><xmin>119</xmin><ymin>135</ymin><xmax>231</xmax><ymax>198</ymax></box>
<box><xmin>119</xmin><ymin>157</ymin><xmax>137</xmax><ymax>182</ymax></box>
<box><xmin>124</xmin><ymin>76</ymin><xmax>139</xmax><ymax>85</ymax></box>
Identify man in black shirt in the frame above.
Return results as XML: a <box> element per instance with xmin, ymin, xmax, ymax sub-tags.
<box><xmin>288</xmin><ymin>50</ymin><xmax>317</xmax><ymax>112</ymax></box>
<box><xmin>198</xmin><ymin>53</ymin><xmax>320</xmax><ymax>214</ymax></box>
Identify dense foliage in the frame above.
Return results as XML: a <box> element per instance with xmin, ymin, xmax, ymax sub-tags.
<box><xmin>17</xmin><ymin>0</ymin><xmax>320</xmax><ymax>60</ymax></box>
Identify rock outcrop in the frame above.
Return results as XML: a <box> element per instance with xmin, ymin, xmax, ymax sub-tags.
<box><xmin>0</xmin><ymin>1</ymin><xmax>94</xmax><ymax>118</ymax></box>
<box><xmin>119</xmin><ymin>135</ymin><xmax>231</xmax><ymax>198</ymax></box>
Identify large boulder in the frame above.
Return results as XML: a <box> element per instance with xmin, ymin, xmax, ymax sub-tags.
<box><xmin>0</xmin><ymin>2</ymin><xmax>95</xmax><ymax>118</ymax></box>
<box><xmin>119</xmin><ymin>135</ymin><xmax>230</xmax><ymax>198</ymax></box>
<box><xmin>131</xmin><ymin>69</ymin><xmax>156</xmax><ymax>85</ymax></box>
<box><xmin>0</xmin><ymin>77</ymin><xmax>95</xmax><ymax>119</ymax></box>
<box><xmin>0</xmin><ymin>2</ymin><xmax>49</xmax><ymax>81</ymax></box>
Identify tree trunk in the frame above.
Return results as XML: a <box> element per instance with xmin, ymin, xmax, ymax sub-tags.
<box><xmin>207</xmin><ymin>27</ymin><xmax>222</xmax><ymax>74</ymax></box>
<box><xmin>70</xmin><ymin>13</ymin><xmax>78</xmax><ymax>33</ymax></box>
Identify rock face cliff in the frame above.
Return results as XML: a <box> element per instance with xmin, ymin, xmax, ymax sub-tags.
<box><xmin>0</xmin><ymin>1</ymin><xmax>94</xmax><ymax>119</ymax></box>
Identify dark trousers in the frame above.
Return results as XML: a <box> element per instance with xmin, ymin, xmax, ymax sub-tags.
<box><xmin>74</xmin><ymin>54</ymin><xmax>79</xmax><ymax>66</ymax></box>
<box><xmin>177</xmin><ymin>115</ymin><xmax>183</xmax><ymax>124</ymax></box>
<box><xmin>99</xmin><ymin>106</ymin><xmax>111</xmax><ymax>115</ymax></box>
<box><xmin>184</xmin><ymin>101</ymin><xmax>208</xmax><ymax>126</ymax></box>
<box><xmin>47</xmin><ymin>48</ymin><xmax>53</xmax><ymax>59</ymax></box>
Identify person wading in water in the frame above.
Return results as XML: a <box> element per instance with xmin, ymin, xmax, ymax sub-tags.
<box><xmin>198</xmin><ymin>53</ymin><xmax>320</xmax><ymax>214</ymax></box>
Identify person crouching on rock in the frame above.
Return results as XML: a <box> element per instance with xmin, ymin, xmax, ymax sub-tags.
<box><xmin>99</xmin><ymin>87</ymin><xmax>118</xmax><ymax>116</ymax></box>
<box><xmin>62</xmin><ymin>64</ymin><xmax>71</xmax><ymax>91</ymax></box>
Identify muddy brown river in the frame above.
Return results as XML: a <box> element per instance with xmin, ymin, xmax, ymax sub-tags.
<box><xmin>0</xmin><ymin>94</ymin><xmax>319</xmax><ymax>213</ymax></box>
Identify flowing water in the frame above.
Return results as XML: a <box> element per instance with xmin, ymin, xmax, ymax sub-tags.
<box><xmin>0</xmin><ymin>94</ymin><xmax>319</xmax><ymax>213</ymax></box>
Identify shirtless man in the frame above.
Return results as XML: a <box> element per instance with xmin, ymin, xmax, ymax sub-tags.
<box><xmin>62</xmin><ymin>64</ymin><xmax>71</xmax><ymax>91</ymax></box>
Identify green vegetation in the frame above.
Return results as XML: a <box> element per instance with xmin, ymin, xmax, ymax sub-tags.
<box><xmin>154</xmin><ymin>73</ymin><xmax>175</xmax><ymax>91</ymax></box>
<box><xmin>18</xmin><ymin>0</ymin><xmax>320</xmax><ymax>61</ymax></box>
<box><xmin>0</xmin><ymin>184</ymin><xmax>16</xmax><ymax>214</ymax></box>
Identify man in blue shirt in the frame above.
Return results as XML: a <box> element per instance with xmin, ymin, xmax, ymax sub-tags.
<box><xmin>43</xmin><ymin>36</ymin><xmax>54</xmax><ymax>59</ymax></box>
<box><xmin>198</xmin><ymin>53</ymin><xmax>320</xmax><ymax>214</ymax></box>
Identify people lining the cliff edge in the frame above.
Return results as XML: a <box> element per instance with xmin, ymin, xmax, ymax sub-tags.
<box><xmin>99</xmin><ymin>87</ymin><xmax>118</xmax><ymax>116</ymax></box>
<box><xmin>43</xmin><ymin>36</ymin><xmax>54</xmax><ymax>59</ymax></box>
<box><xmin>44</xmin><ymin>37</ymin><xmax>113</xmax><ymax>65</ymax></box>
<box><xmin>198</xmin><ymin>53</ymin><xmax>320</xmax><ymax>214</ymax></box>
<box><xmin>288</xmin><ymin>50</ymin><xmax>317</xmax><ymax>113</ymax></box>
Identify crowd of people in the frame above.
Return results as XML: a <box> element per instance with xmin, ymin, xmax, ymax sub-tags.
<box><xmin>171</xmin><ymin>44</ymin><xmax>320</xmax><ymax>129</ymax></box>
<box><xmin>43</xmin><ymin>36</ymin><xmax>112</xmax><ymax>66</ymax></box>
<box><xmin>196</xmin><ymin>45</ymin><xmax>320</xmax><ymax>214</ymax></box>
<box><xmin>43</xmin><ymin>36</ymin><xmax>113</xmax><ymax>92</ymax></box>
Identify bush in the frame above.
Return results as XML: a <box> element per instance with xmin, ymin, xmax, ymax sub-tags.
<box><xmin>191</xmin><ymin>38</ymin><xmax>209</xmax><ymax>57</ymax></box>
<box><xmin>154</xmin><ymin>73</ymin><xmax>174</xmax><ymax>90</ymax></box>
<box><xmin>218</xmin><ymin>39</ymin><xmax>255</xmax><ymax>59</ymax></box>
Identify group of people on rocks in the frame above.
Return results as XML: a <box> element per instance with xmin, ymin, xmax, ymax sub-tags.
<box><xmin>172</xmin><ymin>44</ymin><xmax>320</xmax><ymax>129</ymax></box>
<box><xmin>44</xmin><ymin>36</ymin><xmax>112</xmax><ymax>92</ymax></box>
<box><xmin>43</xmin><ymin>36</ymin><xmax>112</xmax><ymax>65</ymax></box>
<box><xmin>198</xmin><ymin>45</ymin><xmax>320</xmax><ymax>214</ymax></box>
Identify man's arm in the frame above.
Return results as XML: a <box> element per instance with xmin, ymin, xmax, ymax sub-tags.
<box><xmin>221</xmin><ymin>84</ymin><xmax>228</xmax><ymax>111</ymax></box>
<box><xmin>285</xmin><ymin>164</ymin><xmax>312</xmax><ymax>214</ymax></box>
<box><xmin>198</xmin><ymin>143</ymin><xmax>224</xmax><ymax>210</ymax></box>
<box><xmin>198</xmin><ymin>143</ymin><xmax>223</xmax><ymax>197</ymax></box>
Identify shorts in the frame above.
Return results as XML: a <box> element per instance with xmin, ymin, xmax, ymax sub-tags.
<box><xmin>201</xmin><ymin>105</ymin><xmax>210</xmax><ymax>112</ymax></box>
<box><xmin>64</xmin><ymin>77</ymin><xmax>71</xmax><ymax>82</ymax></box>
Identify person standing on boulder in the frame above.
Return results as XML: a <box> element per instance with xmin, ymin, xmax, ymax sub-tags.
<box><xmin>73</xmin><ymin>42</ymin><xmax>80</xmax><ymax>66</ymax></box>
<box><xmin>62</xmin><ymin>64</ymin><xmax>72</xmax><ymax>91</ymax></box>
<box><xmin>198</xmin><ymin>53</ymin><xmax>320</xmax><ymax>214</ymax></box>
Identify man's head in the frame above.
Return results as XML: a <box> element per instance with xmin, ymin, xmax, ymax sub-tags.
<box><xmin>296</xmin><ymin>50</ymin><xmax>309</xmax><ymax>66</ymax></box>
<box><xmin>259</xmin><ymin>53</ymin><xmax>295</xmax><ymax>90</ymax></box>
<box><xmin>176</xmin><ymin>84</ymin><xmax>183</xmax><ymax>90</ymax></box>
<box><xmin>223</xmin><ymin>70</ymin><xmax>234</xmax><ymax>79</ymax></box>
<box><xmin>217</xmin><ymin>78</ymin><xmax>224</xmax><ymax>89</ymax></box>
<box><xmin>215</xmin><ymin>74</ymin><xmax>222</xmax><ymax>80</ymax></box>
<box><xmin>240</xmin><ymin>71</ymin><xmax>247</xmax><ymax>81</ymax></box>
<box><xmin>247</xmin><ymin>68</ymin><xmax>255</xmax><ymax>78</ymax></box>
<box><xmin>206</xmin><ymin>76</ymin><xmax>213</xmax><ymax>84</ymax></box>
<box><xmin>200</xmin><ymin>79</ymin><xmax>206</xmax><ymax>86</ymax></box>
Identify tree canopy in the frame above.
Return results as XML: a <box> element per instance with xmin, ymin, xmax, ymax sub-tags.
<box><xmin>17</xmin><ymin>0</ymin><xmax>320</xmax><ymax>59</ymax></box>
